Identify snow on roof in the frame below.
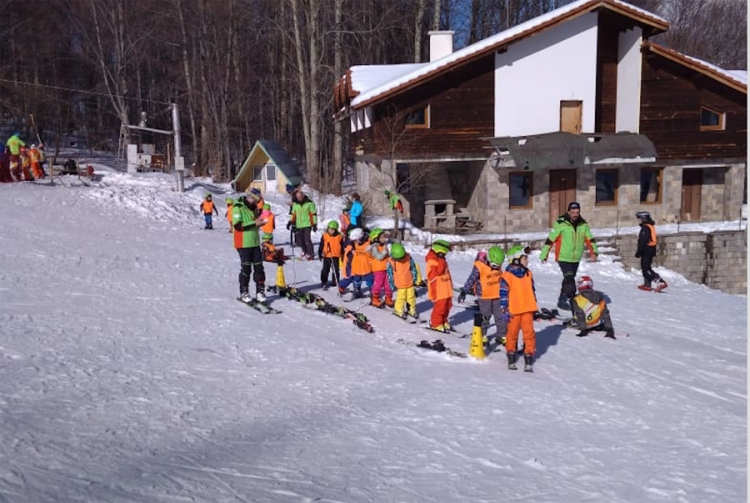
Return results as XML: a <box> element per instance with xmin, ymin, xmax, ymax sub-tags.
<box><xmin>727</xmin><ymin>70</ymin><xmax>748</xmax><ymax>84</ymax></box>
<box><xmin>679</xmin><ymin>52</ymin><xmax>747</xmax><ymax>86</ymax></box>
<box><xmin>350</xmin><ymin>0</ymin><xmax>667</xmax><ymax>108</ymax></box>
<box><xmin>647</xmin><ymin>42</ymin><xmax>748</xmax><ymax>89</ymax></box>
<box><xmin>350</xmin><ymin>64</ymin><xmax>427</xmax><ymax>96</ymax></box>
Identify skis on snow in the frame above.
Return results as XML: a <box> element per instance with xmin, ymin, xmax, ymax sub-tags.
<box><xmin>236</xmin><ymin>297</ymin><xmax>282</xmax><ymax>314</ymax></box>
<box><xmin>266</xmin><ymin>285</ymin><xmax>374</xmax><ymax>332</ymax></box>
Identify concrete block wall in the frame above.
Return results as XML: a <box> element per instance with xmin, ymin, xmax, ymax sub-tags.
<box><xmin>614</xmin><ymin>230</ymin><xmax>746</xmax><ymax>295</ymax></box>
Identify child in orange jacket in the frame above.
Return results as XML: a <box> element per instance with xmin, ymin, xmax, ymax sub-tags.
<box><xmin>426</xmin><ymin>239</ymin><xmax>454</xmax><ymax>331</ymax></box>
<box><xmin>225</xmin><ymin>198</ymin><xmax>234</xmax><ymax>232</ymax></box>
<box><xmin>500</xmin><ymin>245</ymin><xmax>538</xmax><ymax>372</ymax></box>
<box><xmin>368</xmin><ymin>228</ymin><xmax>393</xmax><ymax>308</ymax></box>
<box><xmin>338</xmin><ymin>227</ymin><xmax>373</xmax><ymax>298</ymax></box>
<box><xmin>318</xmin><ymin>220</ymin><xmax>344</xmax><ymax>288</ymax></box>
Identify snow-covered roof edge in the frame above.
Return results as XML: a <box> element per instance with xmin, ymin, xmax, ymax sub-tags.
<box><xmin>350</xmin><ymin>0</ymin><xmax>668</xmax><ymax>109</ymax></box>
<box><xmin>350</xmin><ymin>64</ymin><xmax>428</xmax><ymax>97</ymax></box>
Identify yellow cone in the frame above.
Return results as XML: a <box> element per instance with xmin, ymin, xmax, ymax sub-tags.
<box><xmin>276</xmin><ymin>263</ymin><xmax>287</xmax><ymax>288</ymax></box>
<box><xmin>468</xmin><ymin>314</ymin><xmax>487</xmax><ymax>359</ymax></box>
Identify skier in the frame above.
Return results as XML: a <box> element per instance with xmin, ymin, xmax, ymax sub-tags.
<box><xmin>458</xmin><ymin>246</ymin><xmax>508</xmax><ymax>346</ymax></box>
<box><xmin>338</xmin><ymin>227</ymin><xmax>373</xmax><ymax>298</ymax></box>
<box><xmin>20</xmin><ymin>146</ymin><xmax>33</xmax><ymax>181</ymax></box>
<box><xmin>368</xmin><ymin>228</ymin><xmax>394</xmax><ymax>308</ymax></box>
<box><xmin>426</xmin><ymin>239</ymin><xmax>454</xmax><ymax>332</ymax></box>
<box><xmin>318</xmin><ymin>220</ymin><xmax>344</xmax><ymax>288</ymax></box>
<box><xmin>635</xmin><ymin>211</ymin><xmax>668</xmax><ymax>292</ymax></box>
<box><xmin>387</xmin><ymin>242</ymin><xmax>419</xmax><ymax>320</ymax></box>
<box><xmin>6</xmin><ymin>132</ymin><xmax>25</xmax><ymax>181</ymax></box>
<box><xmin>250</xmin><ymin>187</ymin><xmax>265</xmax><ymax>210</ymax></box>
<box><xmin>349</xmin><ymin>193</ymin><xmax>364</xmax><ymax>230</ymax></box>
<box><xmin>570</xmin><ymin>275</ymin><xmax>615</xmax><ymax>339</ymax></box>
<box><xmin>225</xmin><ymin>198</ymin><xmax>234</xmax><ymax>233</ymax></box>
<box><xmin>384</xmin><ymin>189</ymin><xmax>404</xmax><ymax>213</ymax></box>
<box><xmin>233</xmin><ymin>195</ymin><xmax>267</xmax><ymax>303</ymax></box>
<box><xmin>539</xmin><ymin>201</ymin><xmax>598</xmax><ymax>310</ymax></box>
<box><xmin>501</xmin><ymin>246</ymin><xmax>537</xmax><ymax>372</ymax></box>
<box><xmin>29</xmin><ymin>144</ymin><xmax>44</xmax><ymax>179</ymax></box>
<box><xmin>200</xmin><ymin>194</ymin><xmax>219</xmax><ymax>229</ymax></box>
<box><xmin>260</xmin><ymin>203</ymin><xmax>275</xmax><ymax>238</ymax></box>
<box><xmin>287</xmin><ymin>189</ymin><xmax>317</xmax><ymax>260</ymax></box>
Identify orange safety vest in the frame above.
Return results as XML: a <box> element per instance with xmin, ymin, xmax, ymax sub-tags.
<box><xmin>345</xmin><ymin>241</ymin><xmax>372</xmax><ymax>276</ymax></box>
<box><xmin>645</xmin><ymin>223</ymin><xmax>657</xmax><ymax>246</ymax></box>
<box><xmin>201</xmin><ymin>200</ymin><xmax>215</xmax><ymax>214</ymax></box>
<box><xmin>426</xmin><ymin>251</ymin><xmax>453</xmax><ymax>301</ymax></box>
<box><xmin>475</xmin><ymin>261</ymin><xmax>501</xmax><ymax>300</ymax></box>
<box><xmin>501</xmin><ymin>269</ymin><xmax>537</xmax><ymax>315</ymax></box>
<box><xmin>389</xmin><ymin>255</ymin><xmax>414</xmax><ymax>289</ymax></box>
<box><xmin>29</xmin><ymin>148</ymin><xmax>41</xmax><ymax>162</ymax></box>
<box><xmin>261</xmin><ymin>212</ymin><xmax>275</xmax><ymax>234</ymax></box>
<box><xmin>226</xmin><ymin>203</ymin><xmax>233</xmax><ymax>223</ymax></box>
<box><xmin>340</xmin><ymin>213</ymin><xmax>350</xmax><ymax>232</ymax></box>
<box><xmin>370</xmin><ymin>243</ymin><xmax>389</xmax><ymax>272</ymax></box>
<box><xmin>322</xmin><ymin>233</ymin><xmax>343</xmax><ymax>258</ymax></box>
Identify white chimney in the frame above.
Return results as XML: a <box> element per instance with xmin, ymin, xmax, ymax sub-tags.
<box><xmin>428</xmin><ymin>30</ymin><xmax>454</xmax><ymax>62</ymax></box>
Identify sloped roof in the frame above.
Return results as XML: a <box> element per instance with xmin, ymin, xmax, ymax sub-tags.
<box><xmin>235</xmin><ymin>140</ymin><xmax>304</xmax><ymax>186</ymax></box>
<box><xmin>643</xmin><ymin>42</ymin><xmax>747</xmax><ymax>93</ymax></box>
<box><xmin>349</xmin><ymin>0</ymin><xmax>668</xmax><ymax>109</ymax></box>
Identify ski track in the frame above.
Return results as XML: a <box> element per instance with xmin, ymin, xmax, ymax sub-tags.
<box><xmin>0</xmin><ymin>171</ymin><xmax>745</xmax><ymax>502</ymax></box>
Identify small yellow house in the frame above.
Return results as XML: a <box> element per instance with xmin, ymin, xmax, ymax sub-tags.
<box><xmin>233</xmin><ymin>140</ymin><xmax>304</xmax><ymax>194</ymax></box>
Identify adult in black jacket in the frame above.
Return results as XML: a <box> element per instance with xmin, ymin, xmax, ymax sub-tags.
<box><xmin>635</xmin><ymin>211</ymin><xmax>667</xmax><ymax>291</ymax></box>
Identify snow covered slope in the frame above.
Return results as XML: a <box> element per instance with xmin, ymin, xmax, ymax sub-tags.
<box><xmin>0</xmin><ymin>168</ymin><xmax>746</xmax><ymax>502</ymax></box>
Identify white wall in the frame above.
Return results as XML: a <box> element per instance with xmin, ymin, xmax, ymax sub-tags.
<box><xmin>495</xmin><ymin>12</ymin><xmax>599</xmax><ymax>137</ymax></box>
<box><xmin>616</xmin><ymin>27</ymin><xmax>642</xmax><ymax>133</ymax></box>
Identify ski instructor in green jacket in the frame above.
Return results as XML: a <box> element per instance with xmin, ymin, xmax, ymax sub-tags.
<box><xmin>539</xmin><ymin>201</ymin><xmax>598</xmax><ymax>310</ymax></box>
<box><xmin>233</xmin><ymin>194</ymin><xmax>267</xmax><ymax>304</ymax></box>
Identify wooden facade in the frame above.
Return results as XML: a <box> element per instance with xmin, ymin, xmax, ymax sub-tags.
<box><xmin>640</xmin><ymin>51</ymin><xmax>747</xmax><ymax>161</ymax></box>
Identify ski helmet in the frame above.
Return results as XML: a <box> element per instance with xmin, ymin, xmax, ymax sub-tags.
<box><xmin>225</xmin><ymin>197</ymin><xmax>234</xmax><ymax>204</ymax></box>
<box><xmin>390</xmin><ymin>242</ymin><xmax>406</xmax><ymax>260</ymax></box>
<box><xmin>432</xmin><ymin>239</ymin><xmax>451</xmax><ymax>255</ymax></box>
<box><xmin>349</xmin><ymin>228</ymin><xmax>364</xmax><ymax>241</ymax></box>
<box><xmin>577</xmin><ymin>275</ymin><xmax>594</xmax><ymax>291</ymax></box>
<box><xmin>263</xmin><ymin>203</ymin><xmax>271</xmax><ymax>210</ymax></box>
<box><xmin>476</xmin><ymin>250</ymin><xmax>488</xmax><ymax>263</ymax></box>
<box><xmin>205</xmin><ymin>193</ymin><xmax>212</xmax><ymax>199</ymax></box>
<box><xmin>250</xmin><ymin>187</ymin><xmax>261</xmax><ymax>196</ymax></box>
<box><xmin>327</xmin><ymin>220</ymin><xmax>339</xmax><ymax>230</ymax></box>
<box><xmin>262</xmin><ymin>232</ymin><xmax>273</xmax><ymax>242</ymax></box>
<box><xmin>369</xmin><ymin>228</ymin><xmax>384</xmax><ymax>241</ymax></box>
<box><xmin>507</xmin><ymin>245</ymin><xmax>527</xmax><ymax>263</ymax></box>
<box><xmin>636</xmin><ymin>211</ymin><xmax>651</xmax><ymax>220</ymax></box>
<box><xmin>487</xmin><ymin>246</ymin><xmax>505</xmax><ymax>268</ymax></box>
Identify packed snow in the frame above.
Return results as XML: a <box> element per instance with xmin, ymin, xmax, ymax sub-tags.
<box><xmin>0</xmin><ymin>160</ymin><xmax>746</xmax><ymax>503</ymax></box>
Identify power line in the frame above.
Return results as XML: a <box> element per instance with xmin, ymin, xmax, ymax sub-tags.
<box><xmin>0</xmin><ymin>77</ymin><xmax>174</xmax><ymax>106</ymax></box>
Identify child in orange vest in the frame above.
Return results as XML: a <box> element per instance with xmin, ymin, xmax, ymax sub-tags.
<box><xmin>318</xmin><ymin>220</ymin><xmax>344</xmax><ymax>289</ymax></box>
<box><xmin>260</xmin><ymin>203</ymin><xmax>275</xmax><ymax>237</ymax></box>
<box><xmin>261</xmin><ymin>233</ymin><xmax>288</xmax><ymax>264</ymax></box>
<box><xmin>225</xmin><ymin>198</ymin><xmax>234</xmax><ymax>232</ymax></box>
<box><xmin>368</xmin><ymin>228</ymin><xmax>393</xmax><ymax>308</ymax></box>
<box><xmin>339</xmin><ymin>207</ymin><xmax>351</xmax><ymax>235</ymax></box>
<box><xmin>500</xmin><ymin>246</ymin><xmax>537</xmax><ymax>372</ymax></box>
<box><xmin>387</xmin><ymin>242</ymin><xmax>418</xmax><ymax>319</ymax></box>
<box><xmin>426</xmin><ymin>239</ymin><xmax>454</xmax><ymax>331</ymax></box>
<box><xmin>200</xmin><ymin>193</ymin><xmax>218</xmax><ymax>229</ymax></box>
<box><xmin>458</xmin><ymin>246</ymin><xmax>507</xmax><ymax>345</ymax></box>
<box><xmin>29</xmin><ymin>145</ymin><xmax>44</xmax><ymax>179</ymax></box>
<box><xmin>338</xmin><ymin>227</ymin><xmax>373</xmax><ymax>298</ymax></box>
<box><xmin>20</xmin><ymin>146</ymin><xmax>33</xmax><ymax>181</ymax></box>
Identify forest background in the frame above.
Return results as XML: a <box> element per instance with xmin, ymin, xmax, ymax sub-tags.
<box><xmin>0</xmin><ymin>0</ymin><xmax>745</xmax><ymax>194</ymax></box>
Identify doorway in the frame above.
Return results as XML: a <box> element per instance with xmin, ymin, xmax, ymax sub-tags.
<box><xmin>560</xmin><ymin>100</ymin><xmax>583</xmax><ymax>134</ymax></box>
<box><xmin>680</xmin><ymin>169</ymin><xmax>703</xmax><ymax>221</ymax></box>
<box><xmin>549</xmin><ymin>169</ymin><xmax>577</xmax><ymax>225</ymax></box>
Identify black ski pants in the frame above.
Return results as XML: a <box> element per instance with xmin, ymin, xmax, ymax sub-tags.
<box><xmin>295</xmin><ymin>227</ymin><xmax>315</xmax><ymax>257</ymax></box>
<box><xmin>640</xmin><ymin>250</ymin><xmax>661</xmax><ymax>286</ymax></box>
<box><xmin>238</xmin><ymin>247</ymin><xmax>265</xmax><ymax>295</ymax></box>
<box><xmin>320</xmin><ymin>257</ymin><xmax>341</xmax><ymax>286</ymax></box>
<box><xmin>558</xmin><ymin>261</ymin><xmax>580</xmax><ymax>300</ymax></box>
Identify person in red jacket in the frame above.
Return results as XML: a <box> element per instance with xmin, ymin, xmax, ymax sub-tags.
<box><xmin>500</xmin><ymin>246</ymin><xmax>538</xmax><ymax>372</ymax></box>
<box><xmin>426</xmin><ymin>239</ymin><xmax>454</xmax><ymax>332</ymax></box>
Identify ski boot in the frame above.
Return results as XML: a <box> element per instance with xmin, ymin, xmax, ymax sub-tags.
<box><xmin>353</xmin><ymin>288</ymin><xmax>364</xmax><ymax>299</ymax></box>
<box><xmin>523</xmin><ymin>354</ymin><xmax>534</xmax><ymax>373</ymax></box>
<box><xmin>655</xmin><ymin>279</ymin><xmax>668</xmax><ymax>292</ymax></box>
<box><xmin>506</xmin><ymin>352</ymin><xmax>517</xmax><ymax>370</ymax></box>
<box><xmin>637</xmin><ymin>284</ymin><xmax>652</xmax><ymax>291</ymax></box>
<box><xmin>240</xmin><ymin>291</ymin><xmax>253</xmax><ymax>303</ymax></box>
<box><xmin>556</xmin><ymin>294</ymin><xmax>570</xmax><ymax>310</ymax></box>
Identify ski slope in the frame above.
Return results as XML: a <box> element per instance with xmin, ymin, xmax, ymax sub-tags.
<box><xmin>0</xmin><ymin>166</ymin><xmax>746</xmax><ymax>503</ymax></box>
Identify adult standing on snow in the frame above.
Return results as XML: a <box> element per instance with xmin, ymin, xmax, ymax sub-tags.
<box><xmin>539</xmin><ymin>202</ymin><xmax>598</xmax><ymax>310</ymax></box>
<box><xmin>349</xmin><ymin>193</ymin><xmax>364</xmax><ymax>230</ymax></box>
<box><xmin>6</xmin><ymin>132</ymin><xmax>25</xmax><ymax>181</ymax></box>
<box><xmin>287</xmin><ymin>189</ymin><xmax>317</xmax><ymax>260</ymax></box>
<box><xmin>233</xmin><ymin>195</ymin><xmax>267</xmax><ymax>303</ymax></box>
<box><xmin>635</xmin><ymin>211</ymin><xmax>667</xmax><ymax>292</ymax></box>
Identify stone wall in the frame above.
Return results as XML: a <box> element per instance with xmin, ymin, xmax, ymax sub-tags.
<box><xmin>614</xmin><ymin>230</ymin><xmax>747</xmax><ymax>295</ymax></box>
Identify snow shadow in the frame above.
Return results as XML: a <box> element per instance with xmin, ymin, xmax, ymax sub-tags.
<box><xmin>534</xmin><ymin>324</ymin><xmax>564</xmax><ymax>360</ymax></box>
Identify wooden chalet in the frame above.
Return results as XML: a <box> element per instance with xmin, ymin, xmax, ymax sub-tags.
<box><xmin>334</xmin><ymin>0</ymin><xmax>747</xmax><ymax>233</ymax></box>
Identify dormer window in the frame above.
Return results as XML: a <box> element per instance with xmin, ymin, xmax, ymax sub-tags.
<box><xmin>700</xmin><ymin>106</ymin><xmax>724</xmax><ymax>131</ymax></box>
<box><xmin>405</xmin><ymin>105</ymin><xmax>429</xmax><ymax>129</ymax></box>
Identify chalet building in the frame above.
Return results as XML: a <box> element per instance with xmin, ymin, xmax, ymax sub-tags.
<box><xmin>333</xmin><ymin>0</ymin><xmax>747</xmax><ymax>233</ymax></box>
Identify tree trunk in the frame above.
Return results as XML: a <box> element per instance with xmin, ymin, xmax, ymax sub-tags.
<box><xmin>414</xmin><ymin>0</ymin><xmax>426</xmax><ymax>63</ymax></box>
<box><xmin>332</xmin><ymin>0</ymin><xmax>345</xmax><ymax>195</ymax></box>
<box><xmin>289</xmin><ymin>0</ymin><xmax>313</xmax><ymax>185</ymax></box>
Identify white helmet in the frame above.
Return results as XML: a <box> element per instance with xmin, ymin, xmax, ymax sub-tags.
<box><xmin>348</xmin><ymin>228</ymin><xmax>364</xmax><ymax>241</ymax></box>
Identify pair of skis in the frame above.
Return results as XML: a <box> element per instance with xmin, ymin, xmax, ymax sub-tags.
<box><xmin>236</xmin><ymin>297</ymin><xmax>282</xmax><ymax>314</ymax></box>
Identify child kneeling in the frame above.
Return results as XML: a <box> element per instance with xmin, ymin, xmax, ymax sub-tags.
<box><xmin>570</xmin><ymin>275</ymin><xmax>616</xmax><ymax>339</ymax></box>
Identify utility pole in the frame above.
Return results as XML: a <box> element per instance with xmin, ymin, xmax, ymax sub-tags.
<box><xmin>172</xmin><ymin>103</ymin><xmax>184</xmax><ymax>193</ymax></box>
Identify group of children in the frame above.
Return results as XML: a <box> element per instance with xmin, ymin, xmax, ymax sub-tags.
<box><xmin>0</xmin><ymin>133</ymin><xmax>46</xmax><ymax>183</ymax></box>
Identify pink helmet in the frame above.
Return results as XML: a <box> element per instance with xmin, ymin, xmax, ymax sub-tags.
<box><xmin>476</xmin><ymin>250</ymin><xmax>488</xmax><ymax>263</ymax></box>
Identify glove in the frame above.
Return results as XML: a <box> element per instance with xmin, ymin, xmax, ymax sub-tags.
<box><xmin>500</xmin><ymin>310</ymin><xmax>511</xmax><ymax>323</ymax></box>
<box><xmin>286</xmin><ymin>222</ymin><xmax>292</xmax><ymax>230</ymax></box>
<box><xmin>312</xmin><ymin>225</ymin><xmax>318</xmax><ymax>232</ymax></box>
<box><xmin>457</xmin><ymin>290</ymin><xmax>467</xmax><ymax>304</ymax></box>
<box><xmin>635</xmin><ymin>252</ymin><xmax>641</xmax><ymax>258</ymax></box>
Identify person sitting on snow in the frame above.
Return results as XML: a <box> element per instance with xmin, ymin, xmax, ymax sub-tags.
<box><xmin>570</xmin><ymin>275</ymin><xmax>616</xmax><ymax>340</ymax></box>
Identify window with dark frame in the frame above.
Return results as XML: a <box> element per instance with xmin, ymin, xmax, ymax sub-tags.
<box><xmin>405</xmin><ymin>106</ymin><xmax>429</xmax><ymax>129</ymax></box>
<box><xmin>509</xmin><ymin>172</ymin><xmax>533</xmax><ymax>209</ymax></box>
<box><xmin>640</xmin><ymin>168</ymin><xmax>663</xmax><ymax>204</ymax></box>
<box><xmin>700</xmin><ymin>106</ymin><xmax>724</xmax><ymax>130</ymax></box>
<box><xmin>396</xmin><ymin>163</ymin><xmax>411</xmax><ymax>194</ymax></box>
<box><xmin>595</xmin><ymin>169</ymin><xmax>618</xmax><ymax>205</ymax></box>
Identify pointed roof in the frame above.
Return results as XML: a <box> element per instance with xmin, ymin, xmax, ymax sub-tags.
<box><xmin>348</xmin><ymin>0</ymin><xmax>668</xmax><ymax>110</ymax></box>
<box><xmin>642</xmin><ymin>42</ymin><xmax>747</xmax><ymax>94</ymax></box>
<box><xmin>234</xmin><ymin>140</ymin><xmax>304</xmax><ymax>188</ymax></box>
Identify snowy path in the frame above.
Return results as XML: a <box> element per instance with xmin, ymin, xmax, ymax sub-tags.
<box><xmin>0</xmin><ymin>175</ymin><xmax>745</xmax><ymax>502</ymax></box>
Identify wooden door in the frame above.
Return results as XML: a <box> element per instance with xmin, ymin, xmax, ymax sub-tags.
<box><xmin>560</xmin><ymin>101</ymin><xmax>583</xmax><ymax>134</ymax></box>
<box><xmin>549</xmin><ymin>169</ymin><xmax>577</xmax><ymax>225</ymax></box>
<box><xmin>680</xmin><ymin>169</ymin><xmax>703</xmax><ymax>221</ymax></box>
